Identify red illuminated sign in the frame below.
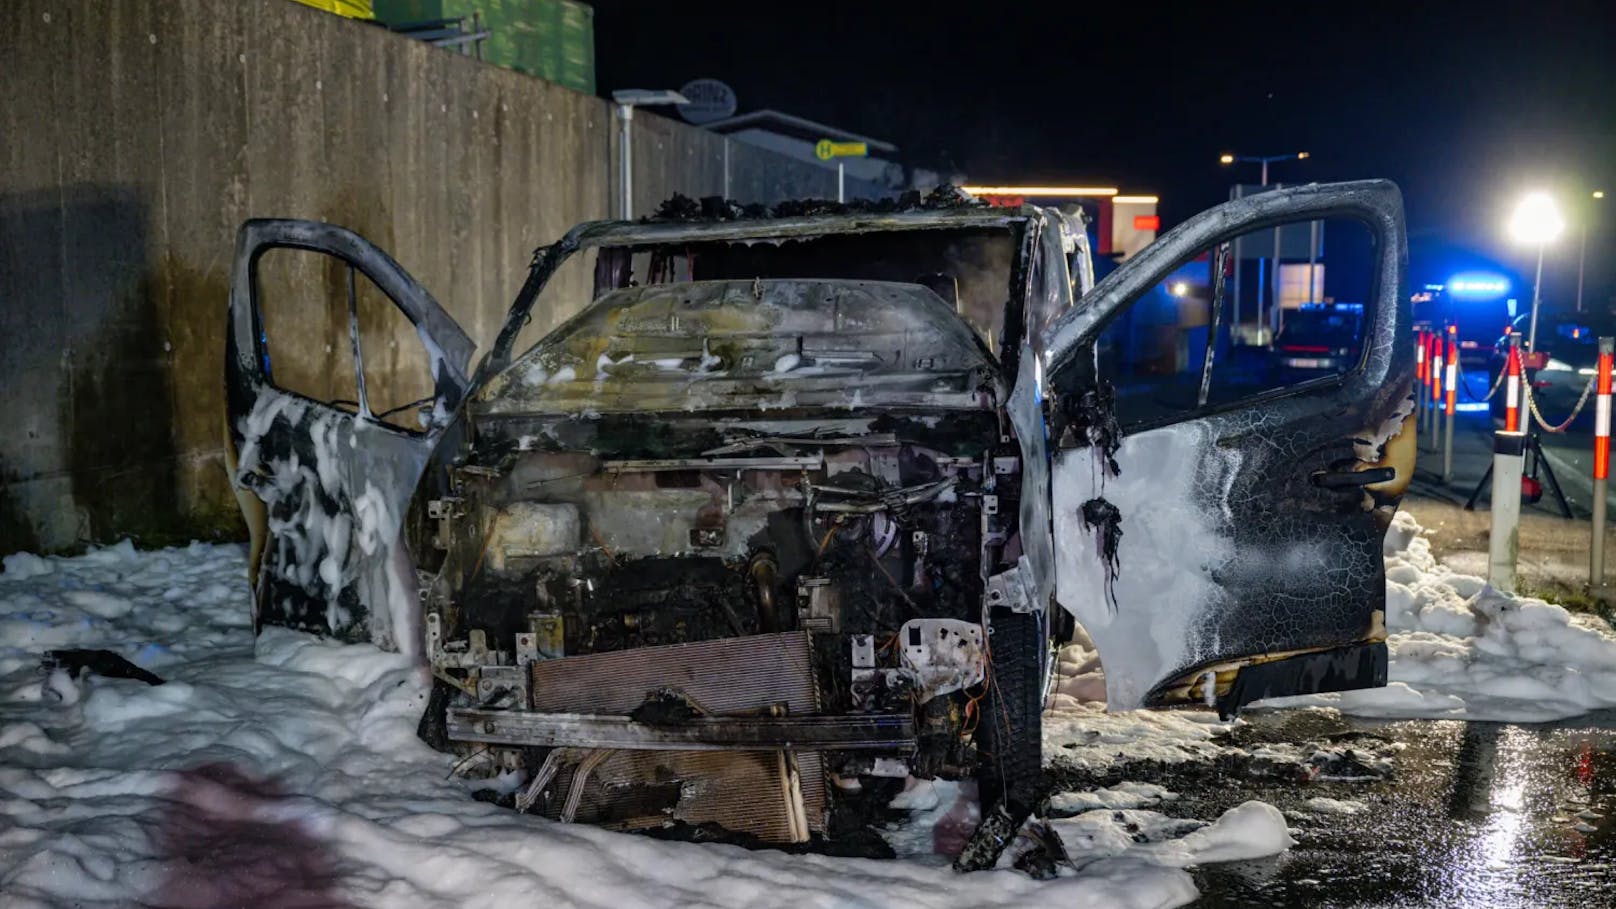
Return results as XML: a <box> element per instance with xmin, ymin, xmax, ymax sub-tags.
<box><xmin>1133</xmin><ymin>214</ymin><xmax>1160</xmax><ymax>231</ymax></box>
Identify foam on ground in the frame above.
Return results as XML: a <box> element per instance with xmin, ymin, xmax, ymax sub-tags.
<box><xmin>0</xmin><ymin>543</ymin><xmax>1219</xmax><ymax>908</ymax></box>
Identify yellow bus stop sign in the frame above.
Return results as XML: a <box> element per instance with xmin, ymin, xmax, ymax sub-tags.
<box><xmin>815</xmin><ymin>139</ymin><xmax>869</xmax><ymax>160</ymax></box>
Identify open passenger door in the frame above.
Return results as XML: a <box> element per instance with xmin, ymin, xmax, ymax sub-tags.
<box><xmin>1038</xmin><ymin>181</ymin><xmax>1415</xmax><ymax>715</ymax></box>
<box><xmin>224</xmin><ymin>220</ymin><xmax>473</xmax><ymax>655</ymax></box>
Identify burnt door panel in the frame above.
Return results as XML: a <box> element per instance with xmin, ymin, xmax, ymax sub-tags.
<box><xmin>224</xmin><ymin>219</ymin><xmax>473</xmax><ymax>656</ymax></box>
<box><xmin>1039</xmin><ymin>181</ymin><xmax>1414</xmax><ymax>711</ymax></box>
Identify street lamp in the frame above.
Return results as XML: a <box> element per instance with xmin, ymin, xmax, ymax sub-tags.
<box><xmin>1219</xmin><ymin>151</ymin><xmax>1312</xmax><ymax>343</ymax></box>
<box><xmin>1578</xmin><ymin>190</ymin><xmax>1605</xmax><ymax>312</ymax></box>
<box><xmin>1219</xmin><ymin>150</ymin><xmax>1310</xmax><ymax>187</ymax></box>
<box><xmin>610</xmin><ymin>89</ymin><xmax>690</xmax><ymax>220</ymax></box>
<box><xmin>1508</xmin><ymin>192</ymin><xmax>1565</xmax><ymax>351</ymax></box>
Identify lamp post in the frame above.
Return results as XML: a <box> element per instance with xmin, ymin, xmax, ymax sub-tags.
<box><xmin>1219</xmin><ymin>150</ymin><xmax>1309</xmax><ymax>188</ymax></box>
<box><xmin>610</xmin><ymin>89</ymin><xmax>690</xmax><ymax>220</ymax></box>
<box><xmin>1578</xmin><ymin>190</ymin><xmax>1605</xmax><ymax>312</ymax></box>
<box><xmin>1219</xmin><ymin>151</ymin><xmax>1310</xmax><ymax>343</ymax></box>
<box><xmin>1509</xmin><ymin>192</ymin><xmax>1565</xmax><ymax>352</ymax></box>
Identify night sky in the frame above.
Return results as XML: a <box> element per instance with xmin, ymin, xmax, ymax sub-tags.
<box><xmin>591</xmin><ymin>0</ymin><xmax>1616</xmax><ymax>304</ymax></box>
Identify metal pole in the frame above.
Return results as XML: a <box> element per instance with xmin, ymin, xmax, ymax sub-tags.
<box><xmin>616</xmin><ymin>103</ymin><xmax>634</xmax><ymax>220</ymax></box>
<box><xmin>1488</xmin><ymin>431</ymin><xmax>1527</xmax><ymax>593</ymax></box>
<box><xmin>1527</xmin><ymin>244</ymin><xmax>1545</xmax><ymax>352</ymax></box>
<box><xmin>1308</xmin><ymin>219</ymin><xmax>1319</xmax><ymax>301</ymax></box>
<box><xmin>1258</xmin><ymin>162</ymin><xmax>1269</xmax><ymax>345</ymax></box>
<box><xmin>723</xmin><ymin>136</ymin><xmax>731</xmax><ymax>200</ymax></box>
<box><xmin>1272</xmin><ymin>216</ymin><xmax>1283</xmax><ymax>338</ymax></box>
<box><xmin>1232</xmin><ymin>234</ymin><xmax>1243</xmax><ymax>342</ymax></box>
<box><xmin>1257</xmin><ymin>259</ymin><xmax>1267</xmax><ymax>346</ymax></box>
<box><xmin>1577</xmin><ymin>224</ymin><xmax>1587</xmax><ymax>313</ymax></box>
<box><xmin>1592</xmin><ymin>337</ymin><xmax>1613</xmax><ymax>585</ymax></box>
<box><xmin>837</xmin><ymin>161</ymin><xmax>845</xmax><ymax>203</ymax></box>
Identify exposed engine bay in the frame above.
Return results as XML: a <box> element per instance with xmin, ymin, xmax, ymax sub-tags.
<box><xmin>412</xmin><ymin>408</ymin><xmax>1038</xmax><ymax>846</ymax></box>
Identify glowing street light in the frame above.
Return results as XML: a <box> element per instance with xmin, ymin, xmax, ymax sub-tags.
<box><xmin>1509</xmin><ymin>192</ymin><xmax>1564</xmax><ymax>351</ymax></box>
<box><xmin>1218</xmin><ymin>151</ymin><xmax>1309</xmax><ymax>186</ymax></box>
<box><xmin>1509</xmin><ymin>192</ymin><xmax>1564</xmax><ymax>245</ymax></box>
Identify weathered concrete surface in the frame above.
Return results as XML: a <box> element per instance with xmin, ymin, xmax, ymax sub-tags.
<box><xmin>0</xmin><ymin>0</ymin><xmax>876</xmax><ymax>554</ymax></box>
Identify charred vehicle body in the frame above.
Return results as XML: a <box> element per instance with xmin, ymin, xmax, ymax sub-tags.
<box><xmin>225</xmin><ymin>182</ymin><xmax>1415</xmax><ymax>860</ymax></box>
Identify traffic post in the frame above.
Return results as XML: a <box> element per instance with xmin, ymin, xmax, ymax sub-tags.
<box><xmin>1443</xmin><ymin>324</ymin><xmax>1458</xmax><ymax>483</ymax></box>
<box><xmin>1435</xmin><ymin>326</ymin><xmax>1447</xmax><ymax>436</ymax></box>
<box><xmin>1416</xmin><ymin>327</ymin><xmax>1430</xmax><ymax>436</ymax></box>
<box><xmin>1592</xmin><ymin>336</ymin><xmax>1613</xmax><ymax>586</ymax></box>
<box><xmin>1488</xmin><ymin>430</ymin><xmax>1527</xmax><ymax>593</ymax></box>
<box><xmin>1504</xmin><ymin>332</ymin><xmax>1522</xmax><ymax>432</ymax></box>
<box><xmin>1415</xmin><ymin>327</ymin><xmax>1427</xmax><ymax>423</ymax></box>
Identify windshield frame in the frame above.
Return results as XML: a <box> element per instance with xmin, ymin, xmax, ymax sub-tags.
<box><xmin>472</xmin><ymin>208</ymin><xmax>1052</xmax><ymax>388</ymax></box>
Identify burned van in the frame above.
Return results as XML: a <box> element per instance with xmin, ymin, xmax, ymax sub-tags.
<box><xmin>224</xmin><ymin>182</ymin><xmax>1414</xmax><ymax>861</ymax></box>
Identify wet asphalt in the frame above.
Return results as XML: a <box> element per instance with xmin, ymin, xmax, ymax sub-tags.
<box><xmin>1161</xmin><ymin>707</ymin><xmax>1616</xmax><ymax>908</ymax></box>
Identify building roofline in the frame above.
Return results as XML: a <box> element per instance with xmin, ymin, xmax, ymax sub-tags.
<box><xmin>700</xmin><ymin>109</ymin><xmax>899</xmax><ymax>154</ymax></box>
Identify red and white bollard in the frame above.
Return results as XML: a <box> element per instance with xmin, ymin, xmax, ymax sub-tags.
<box><xmin>1435</xmin><ymin>328</ymin><xmax>1447</xmax><ymax>439</ymax></box>
<box><xmin>1415</xmin><ymin>326</ymin><xmax>1428</xmax><ymax>428</ymax></box>
<box><xmin>1503</xmin><ymin>332</ymin><xmax>1522</xmax><ymax>433</ymax></box>
<box><xmin>1444</xmin><ymin>324</ymin><xmax>1458</xmax><ymax>483</ymax></box>
<box><xmin>1592</xmin><ymin>336</ymin><xmax>1613</xmax><ymax>586</ymax></box>
<box><xmin>1488</xmin><ymin>428</ymin><xmax>1527</xmax><ymax>593</ymax></box>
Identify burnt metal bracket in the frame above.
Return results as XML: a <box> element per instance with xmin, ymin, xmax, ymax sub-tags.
<box><xmin>447</xmin><ymin>709</ymin><xmax>915</xmax><ymax>752</ymax></box>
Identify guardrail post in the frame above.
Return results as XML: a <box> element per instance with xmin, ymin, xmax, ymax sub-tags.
<box><xmin>1489</xmin><ymin>430</ymin><xmax>1527</xmax><ymax>593</ymax></box>
<box><xmin>1444</xmin><ymin>324</ymin><xmax>1458</xmax><ymax>483</ymax></box>
<box><xmin>1592</xmin><ymin>336</ymin><xmax>1613</xmax><ymax>586</ymax></box>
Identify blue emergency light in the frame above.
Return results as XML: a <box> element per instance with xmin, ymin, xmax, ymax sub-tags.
<box><xmin>1447</xmin><ymin>272</ymin><xmax>1510</xmax><ymax>300</ymax></box>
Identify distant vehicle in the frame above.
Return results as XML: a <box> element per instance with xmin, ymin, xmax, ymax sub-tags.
<box><xmin>1273</xmin><ymin>303</ymin><xmax>1364</xmax><ymax>374</ymax></box>
<box><xmin>1489</xmin><ymin>312</ymin><xmax>1616</xmax><ymax>428</ymax></box>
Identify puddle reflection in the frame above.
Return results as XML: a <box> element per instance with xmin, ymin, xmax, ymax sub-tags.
<box><xmin>1188</xmin><ymin>711</ymin><xmax>1616</xmax><ymax>908</ymax></box>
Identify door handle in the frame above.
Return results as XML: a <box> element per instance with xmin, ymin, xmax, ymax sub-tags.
<box><xmin>1310</xmin><ymin>466</ymin><xmax>1397</xmax><ymax>488</ymax></box>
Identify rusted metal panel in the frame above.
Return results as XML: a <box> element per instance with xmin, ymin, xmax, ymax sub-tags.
<box><xmin>529</xmin><ymin>631</ymin><xmax>819</xmax><ymax>715</ymax></box>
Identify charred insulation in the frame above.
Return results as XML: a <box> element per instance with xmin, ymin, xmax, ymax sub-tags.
<box><xmin>648</xmin><ymin>185</ymin><xmax>984</xmax><ymax>224</ymax></box>
<box><xmin>1063</xmin><ymin>380</ymin><xmax>1123</xmax><ymax>477</ymax></box>
<box><xmin>1079</xmin><ymin>497</ymin><xmax>1123</xmax><ymax>614</ymax></box>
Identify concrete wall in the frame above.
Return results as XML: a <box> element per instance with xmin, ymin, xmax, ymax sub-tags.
<box><xmin>0</xmin><ymin>0</ymin><xmax>885</xmax><ymax>554</ymax></box>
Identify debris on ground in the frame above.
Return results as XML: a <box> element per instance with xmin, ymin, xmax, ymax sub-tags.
<box><xmin>42</xmin><ymin>649</ymin><xmax>165</xmax><ymax>686</ymax></box>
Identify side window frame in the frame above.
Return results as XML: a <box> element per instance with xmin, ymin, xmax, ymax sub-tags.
<box><xmin>1072</xmin><ymin>213</ymin><xmax>1384</xmax><ymax>437</ymax></box>
<box><xmin>244</xmin><ymin>237</ymin><xmax>464</xmax><ymax>438</ymax></box>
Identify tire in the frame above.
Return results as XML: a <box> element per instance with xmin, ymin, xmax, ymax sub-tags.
<box><xmin>976</xmin><ymin>608</ymin><xmax>1044</xmax><ymax>814</ymax></box>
